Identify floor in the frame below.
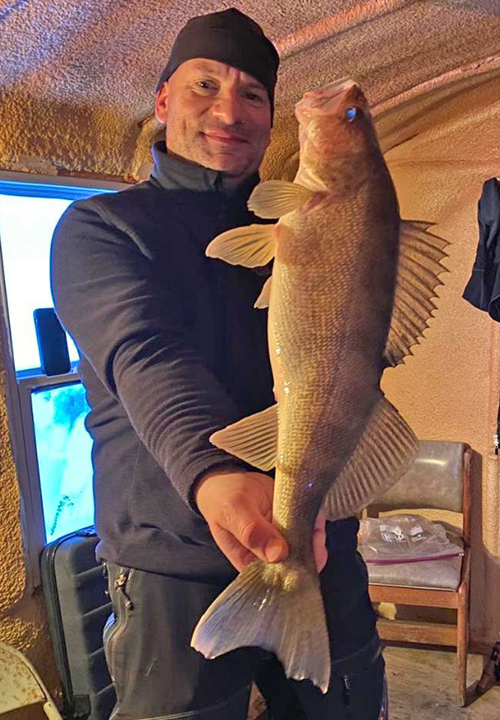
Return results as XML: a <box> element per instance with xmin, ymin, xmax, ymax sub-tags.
<box><xmin>385</xmin><ymin>646</ymin><xmax>500</xmax><ymax>720</ymax></box>
<box><xmin>249</xmin><ymin>646</ymin><xmax>500</xmax><ymax>719</ymax></box>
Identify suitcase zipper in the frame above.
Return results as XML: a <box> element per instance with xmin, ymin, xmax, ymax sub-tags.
<box><xmin>114</xmin><ymin>571</ymin><xmax>134</xmax><ymax>610</ymax></box>
<box><xmin>104</xmin><ymin>569</ymin><xmax>134</xmax><ymax>682</ymax></box>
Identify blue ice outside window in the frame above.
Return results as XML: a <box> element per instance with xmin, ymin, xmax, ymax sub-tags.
<box><xmin>32</xmin><ymin>382</ymin><xmax>94</xmax><ymax>542</ymax></box>
<box><xmin>0</xmin><ymin>179</ymin><xmax>119</xmax><ymax>545</ymax></box>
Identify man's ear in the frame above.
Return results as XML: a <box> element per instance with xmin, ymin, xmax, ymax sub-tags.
<box><xmin>155</xmin><ymin>82</ymin><xmax>169</xmax><ymax>125</ymax></box>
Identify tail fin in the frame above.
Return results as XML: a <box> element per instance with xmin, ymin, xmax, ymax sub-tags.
<box><xmin>191</xmin><ymin>558</ymin><xmax>331</xmax><ymax>694</ymax></box>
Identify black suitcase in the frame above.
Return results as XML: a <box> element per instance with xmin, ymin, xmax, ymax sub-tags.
<box><xmin>40</xmin><ymin>527</ymin><xmax>116</xmax><ymax>720</ymax></box>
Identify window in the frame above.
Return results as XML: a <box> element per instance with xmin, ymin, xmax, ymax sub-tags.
<box><xmin>32</xmin><ymin>380</ymin><xmax>93</xmax><ymax>543</ymax></box>
<box><xmin>0</xmin><ymin>173</ymin><xmax>127</xmax><ymax>586</ymax></box>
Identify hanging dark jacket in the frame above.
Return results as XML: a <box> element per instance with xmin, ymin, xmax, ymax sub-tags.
<box><xmin>463</xmin><ymin>177</ymin><xmax>500</xmax><ymax>320</ymax></box>
<box><xmin>50</xmin><ymin>140</ymin><xmax>359</xmax><ymax>581</ymax></box>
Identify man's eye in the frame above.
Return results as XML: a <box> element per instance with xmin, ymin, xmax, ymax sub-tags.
<box><xmin>246</xmin><ymin>92</ymin><xmax>264</xmax><ymax>103</ymax></box>
<box><xmin>196</xmin><ymin>81</ymin><xmax>215</xmax><ymax>90</ymax></box>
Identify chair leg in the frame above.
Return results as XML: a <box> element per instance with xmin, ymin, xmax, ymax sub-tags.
<box><xmin>457</xmin><ymin>590</ymin><xmax>469</xmax><ymax>707</ymax></box>
<box><xmin>43</xmin><ymin>700</ymin><xmax>64</xmax><ymax>720</ymax></box>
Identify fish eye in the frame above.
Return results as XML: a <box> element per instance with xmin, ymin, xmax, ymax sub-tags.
<box><xmin>346</xmin><ymin>107</ymin><xmax>363</xmax><ymax>122</ymax></box>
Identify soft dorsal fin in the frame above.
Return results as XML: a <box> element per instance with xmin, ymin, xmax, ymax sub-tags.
<box><xmin>209</xmin><ymin>404</ymin><xmax>278</xmax><ymax>472</ymax></box>
<box><xmin>248</xmin><ymin>180</ymin><xmax>314</xmax><ymax>219</ymax></box>
<box><xmin>255</xmin><ymin>276</ymin><xmax>273</xmax><ymax>309</ymax></box>
<box><xmin>206</xmin><ymin>224</ymin><xmax>277</xmax><ymax>268</ymax></box>
<box><xmin>385</xmin><ymin>221</ymin><xmax>449</xmax><ymax>366</ymax></box>
<box><xmin>323</xmin><ymin>394</ymin><xmax>418</xmax><ymax>521</ymax></box>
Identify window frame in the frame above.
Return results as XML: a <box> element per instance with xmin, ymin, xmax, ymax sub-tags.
<box><xmin>0</xmin><ymin>170</ymin><xmax>128</xmax><ymax>588</ymax></box>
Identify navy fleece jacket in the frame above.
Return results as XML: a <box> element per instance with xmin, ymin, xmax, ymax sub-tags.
<box><xmin>50</xmin><ymin>140</ymin><xmax>357</xmax><ymax>580</ymax></box>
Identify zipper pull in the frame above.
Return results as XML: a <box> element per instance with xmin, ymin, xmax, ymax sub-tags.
<box><xmin>114</xmin><ymin>572</ymin><xmax>134</xmax><ymax>610</ymax></box>
<box><xmin>102</xmin><ymin>563</ymin><xmax>110</xmax><ymax>596</ymax></box>
<box><xmin>341</xmin><ymin>675</ymin><xmax>351</xmax><ymax>707</ymax></box>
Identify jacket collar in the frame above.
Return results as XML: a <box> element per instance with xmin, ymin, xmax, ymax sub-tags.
<box><xmin>150</xmin><ymin>140</ymin><xmax>261</xmax><ymax>200</ymax></box>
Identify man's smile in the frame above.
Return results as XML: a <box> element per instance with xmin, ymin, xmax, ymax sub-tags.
<box><xmin>202</xmin><ymin>131</ymin><xmax>249</xmax><ymax>145</ymax></box>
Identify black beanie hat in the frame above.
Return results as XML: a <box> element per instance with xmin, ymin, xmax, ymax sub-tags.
<box><xmin>156</xmin><ymin>8</ymin><xmax>280</xmax><ymax>118</ymax></box>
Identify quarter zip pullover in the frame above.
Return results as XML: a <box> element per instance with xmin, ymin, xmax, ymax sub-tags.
<box><xmin>51</xmin><ymin>140</ymin><xmax>358</xmax><ymax>580</ymax></box>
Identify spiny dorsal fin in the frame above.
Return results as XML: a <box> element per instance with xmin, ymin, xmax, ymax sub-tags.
<box><xmin>209</xmin><ymin>404</ymin><xmax>278</xmax><ymax>472</ymax></box>
<box><xmin>248</xmin><ymin>180</ymin><xmax>314</xmax><ymax>219</ymax></box>
<box><xmin>323</xmin><ymin>395</ymin><xmax>419</xmax><ymax>521</ymax></box>
<box><xmin>385</xmin><ymin>221</ymin><xmax>449</xmax><ymax>366</ymax></box>
<box><xmin>206</xmin><ymin>224</ymin><xmax>277</xmax><ymax>268</ymax></box>
<box><xmin>255</xmin><ymin>276</ymin><xmax>273</xmax><ymax>309</ymax></box>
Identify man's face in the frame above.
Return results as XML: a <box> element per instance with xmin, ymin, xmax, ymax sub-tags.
<box><xmin>155</xmin><ymin>58</ymin><xmax>272</xmax><ymax>185</ymax></box>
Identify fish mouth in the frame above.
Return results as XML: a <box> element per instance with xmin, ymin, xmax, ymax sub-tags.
<box><xmin>296</xmin><ymin>77</ymin><xmax>359</xmax><ymax>113</ymax></box>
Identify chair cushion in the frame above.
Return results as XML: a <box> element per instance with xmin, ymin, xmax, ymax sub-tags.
<box><xmin>374</xmin><ymin>440</ymin><xmax>468</xmax><ymax>513</ymax></box>
<box><xmin>367</xmin><ymin>552</ymin><xmax>462</xmax><ymax>591</ymax></box>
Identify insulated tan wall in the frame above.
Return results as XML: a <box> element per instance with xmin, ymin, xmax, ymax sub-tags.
<box><xmin>378</xmin><ymin>68</ymin><xmax>500</xmax><ymax>643</ymax></box>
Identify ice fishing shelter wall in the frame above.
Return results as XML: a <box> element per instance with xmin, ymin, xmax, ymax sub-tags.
<box><xmin>1</xmin><ymin>0</ymin><xmax>500</xmax><ymax>702</ymax></box>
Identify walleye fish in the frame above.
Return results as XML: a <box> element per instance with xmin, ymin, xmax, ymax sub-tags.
<box><xmin>191</xmin><ymin>78</ymin><xmax>448</xmax><ymax>693</ymax></box>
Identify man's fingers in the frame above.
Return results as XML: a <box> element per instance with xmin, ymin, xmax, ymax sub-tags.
<box><xmin>215</xmin><ymin>518</ymin><xmax>326</xmax><ymax>573</ymax></box>
<box><xmin>313</xmin><ymin>526</ymin><xmax>328</xmax><ymax>572</ymax></box>
<box><xmin>315</xmin><ymin>509</ymin><xmax>327</xmax><ymax>531</ymax></box>
<box><xmin>314</xmin><ymin>510</ymin><xmax>328</xmax><ymax>572</ymax></box>
<box><xmin>210</xmin><ymin>525</ymin><xmax>257</xmax><ymax>572</ymax></box>
<box><xmin>194</xmin><ymin>471</ymin><xmax>286</xmax><ymax>568</ymax></box>
<box><xmin>221</xmin><ymin>494</ymin><xmax>288</xmax><ymax>564</ymax></box>
<box><xmin>214</xmin><ymin>504</ymin><xmax>326</xmax><ymax>572</ymax></box>
<box><xmin>238</xmin><ymin>516</ymin><xmax>288</xmax><ymax>564</ymax></box>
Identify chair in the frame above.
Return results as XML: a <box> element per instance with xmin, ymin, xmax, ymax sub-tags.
<box><xmin>366</xmin><ymin>440</ymin><xmax>472</xmax><ymax>706</ymax></box>
<box><xmin>0</xmin><ymin>640</ymin><xmax>63</xmax><ymax>719</ymax></box>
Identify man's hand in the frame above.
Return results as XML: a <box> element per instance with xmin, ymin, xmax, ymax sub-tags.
<box><xmin>194</xmin><ymin>468</ymin><xmax>327</xmax><ymax>573</ymax></box>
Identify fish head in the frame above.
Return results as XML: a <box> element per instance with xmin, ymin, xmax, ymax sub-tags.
<box><xmin>294</xmin><ymin>78</ymin><xmax>382</xmax><ymax>192</ymax></box>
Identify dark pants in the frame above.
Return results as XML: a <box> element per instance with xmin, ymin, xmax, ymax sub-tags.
<box><xmin>103</xmin><ymin>552</ymin><xmax>387</xmax><ymax>719</ymax></box>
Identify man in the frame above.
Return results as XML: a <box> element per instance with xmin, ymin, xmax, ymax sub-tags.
<box><xmin>51</xmin><ymin>8</ymin><xmax>386</xmax><ymax>719</ymax></box>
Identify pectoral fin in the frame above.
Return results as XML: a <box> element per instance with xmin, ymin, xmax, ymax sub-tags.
<box><xmin>248</xmin><ymin>180</ymin><xmax>314</xmax><ymax>219</ymax></box>
<box><xmin>255</xmin><ymin>276</ymin><xmax>273</xmax><ymax>309</ymax></box>
<box><xmin>323</xmin><ymin>395</ymin><xmax>419</xmax><ymax>520</ymax></box>
<box><xmin>206</xmin><ymin>224</ymin><xmax>277</xmax><ymax>267</ymax></box>
<box><xmin>385</xmin><ymin>221</ymin><xmax>449</xmax><ymax>366</ymax></box>
<box><xmin>209</xmin><ymin>404</ymin><xmax>278</xmax><ymax>471</ymax></box>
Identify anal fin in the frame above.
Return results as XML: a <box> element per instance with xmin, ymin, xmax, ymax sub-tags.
<box><xmin>210</xmin><ymin>404</ymin><xmax>278</xmax><ymax>471</ymax></box>
<box><xmin>385</xmin><ymin>221</ymin><xmax>449</xmax><ymax>366</ymax></box>
<box><xmin>323</xmin><ymin>396</ymin><xmax>419</xmax><ymax>520</ymax></box>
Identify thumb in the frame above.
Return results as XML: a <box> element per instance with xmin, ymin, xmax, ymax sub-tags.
<box><xmin>227</xmin><ymin>497</ymin><xmax>288</xmax><ymax>564</ymax></box>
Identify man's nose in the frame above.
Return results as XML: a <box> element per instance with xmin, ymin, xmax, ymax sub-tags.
<box><xmin>210</xmin><ymin>91</ymin><xmax>245</xmax><ymax>126</ymax></box>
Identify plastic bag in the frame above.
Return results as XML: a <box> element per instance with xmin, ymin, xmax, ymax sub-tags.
<box><xmin>358</xmin><ymin>514</ymin><xmax>464</xmax><ymax>564</ymax></box>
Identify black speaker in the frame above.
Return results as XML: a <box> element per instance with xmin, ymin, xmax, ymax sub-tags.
<box><xmin>33</xmin><ymin>308</ymin><xmax>71</xmax><ymax>376</ymax></box>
